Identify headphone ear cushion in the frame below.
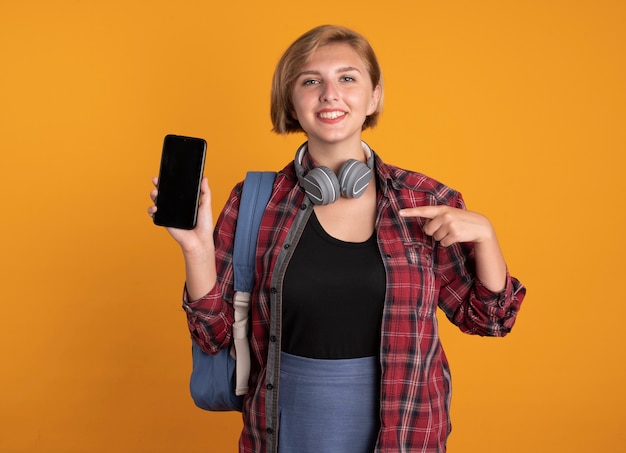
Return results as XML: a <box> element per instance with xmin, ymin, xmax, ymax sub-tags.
<box><xmin>338</xmin><ymin>159</ymin><xmax>373</xmax><ymax>198</ymax></box>
<box><xmin>301</xmin><ymin>166</ymin><xmax>340</xmax><ymax>205</ymax></box>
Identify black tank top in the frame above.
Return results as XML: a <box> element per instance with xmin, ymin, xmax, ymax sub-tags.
<box><xmin>282</xmin><ymin>211</ymin><xmax>386</xmax><ymax>359</ymax></box>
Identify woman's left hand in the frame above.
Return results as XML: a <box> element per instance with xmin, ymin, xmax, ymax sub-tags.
<box><xmin>399</xmin><ymin>205</ymin><xmax>495</xmax><ymax>247</ymax></box>
<box><xmin>400</xmin><ymin>205</ymin><xmax>506</xmax><ymax>291</ymax></box>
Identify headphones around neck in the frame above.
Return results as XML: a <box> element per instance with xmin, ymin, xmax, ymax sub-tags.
<box><xmin>294</xmin><ymin>141</ymin><xmax>375</xmax><ymax>206</ymax></box>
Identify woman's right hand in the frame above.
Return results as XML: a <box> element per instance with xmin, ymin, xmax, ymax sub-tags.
<box><xmin>149</xmin><ymin>176</ymin><xmax>218</xmax><ymax>299</ymax></box>
<box><xmin>148</xmin><ymin>176</ymin><xmax>215</xmax><ymax>250</ymax></box>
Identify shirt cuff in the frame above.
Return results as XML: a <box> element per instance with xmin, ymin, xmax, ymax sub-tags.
<box><xmin>474</xmin><ymin>274</ymin><xmax>512</xmax><ymax>308</ymax></box>
<box><xmin>181</xmin><ymin>283</ymin><xmax>221</xmax><ymax>311</ymax></box>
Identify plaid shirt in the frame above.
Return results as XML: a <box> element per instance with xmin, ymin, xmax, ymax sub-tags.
<box><xmin>184</xmin><ymin>149</ymin><xmax>526</xmax><ymax>453</ymax></box>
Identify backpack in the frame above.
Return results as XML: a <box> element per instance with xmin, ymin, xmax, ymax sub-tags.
<box><xmin>189</xmin><ymin>171</ymin><xmax>276</xmax><ymax>411</ymax></box>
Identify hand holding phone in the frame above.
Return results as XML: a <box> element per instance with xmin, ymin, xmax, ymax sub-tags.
<box><xmin>153</xmin><ymin>134</ymin><xmax>207</xmax><ymax>230</ymax></box>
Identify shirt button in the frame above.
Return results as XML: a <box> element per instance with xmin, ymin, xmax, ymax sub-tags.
<box><xmin>284</xmin><ymin>243</ymin><xmax>290</xmax><ymax>249</ymax></box>
<box><xmin>270</xmin><ymin>335</ymin><xmax>277</xmax><ymax>342</ymax></box>
<box><xmin>300</xmin><ymin>203</ymin><xmax>307</xmax><ymax>210</ymax></box>
<box><xmin>266</xmin><ymin>383</ymin><xmax>274</xmax><ymax>390</ymax></box>
<box><xmin>267</xmin><ymin>428</ymin><xmax>274</xmax><ymax>434</ymax></box>
<box><xmin>271</xmin><ymin>287</ymin><xmax>277</xmax><ymax>294</ymax></box>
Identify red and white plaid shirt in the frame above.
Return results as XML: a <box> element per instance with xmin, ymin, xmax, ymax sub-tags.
<box><xmin>184</xmin><ymin>148</ymin><xmax>526</xmax><ymax>453</ymax></box>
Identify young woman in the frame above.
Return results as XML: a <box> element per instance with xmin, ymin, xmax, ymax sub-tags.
<box><xmin>149</xmin><ymin>25</ymin><xmax>526</xmax><ymax>453</ymax></box>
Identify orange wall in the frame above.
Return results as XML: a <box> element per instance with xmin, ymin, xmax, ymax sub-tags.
<box><xmin>1</xmin><ymin>1</ymin><xmax>625</xmax><ymax>452</ymax></box>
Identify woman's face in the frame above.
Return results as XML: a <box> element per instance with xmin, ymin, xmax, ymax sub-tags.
<box><xmin>291</xmin><ymin>42</ymin><xmax>381</xmax><ymax>148</ymax></box>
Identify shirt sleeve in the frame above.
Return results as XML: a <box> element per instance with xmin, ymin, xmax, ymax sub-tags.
<box><xmin>181</xmin><ymin>182</ymin><xmax>243</xmax><ymax>353</ymax></box>
<box><xmin>435</xmin><ymin>195</ymin><xmax>527</xmax><ymax>337</ymax></box>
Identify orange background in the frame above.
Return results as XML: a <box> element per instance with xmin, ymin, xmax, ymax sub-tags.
<box><xmin>1</xmin><ymin>1</ymin><xmax>625</xmax><ymax>452</ymax></box>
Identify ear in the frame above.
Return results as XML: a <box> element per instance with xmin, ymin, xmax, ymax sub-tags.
<box><xmin>367</xmin><ymin>84</ymin><xmax>382</xmax><ymax>115</ymax></box>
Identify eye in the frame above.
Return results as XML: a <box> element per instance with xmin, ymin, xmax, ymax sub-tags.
<box><xmin>303</xmin><ymin>79</ymin><xmax>320</xmax><ymax>86</ymax></box>
<box><xmin>340</xmin><ymin>76</ymin><xmax>355</xmax><ymax>82</ymax></box>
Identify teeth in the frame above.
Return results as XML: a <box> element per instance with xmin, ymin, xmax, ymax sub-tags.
<box><xmin>319</xmin><ymin>111</ymin><xmax>346</xmax><ymax>119</ymax></box>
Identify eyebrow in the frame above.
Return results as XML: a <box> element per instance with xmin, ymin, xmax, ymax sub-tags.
<box><xmin>297</xmin><ymin>66</ymin><xmax>362</xmax><ymax>77</ymax></box>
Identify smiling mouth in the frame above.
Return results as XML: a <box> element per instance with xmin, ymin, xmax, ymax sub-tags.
<box><xmin>318</xmin><ymin>111</ymin><xmax>346</xmax><ymax>119</ymax></box>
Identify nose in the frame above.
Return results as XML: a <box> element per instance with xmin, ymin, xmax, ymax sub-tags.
<box><xmin>320</xmin><ymin>81</ymin><xmax>339</xmax><ymax>103</ymax></box>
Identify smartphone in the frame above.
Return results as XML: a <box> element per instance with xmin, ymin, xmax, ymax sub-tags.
<box><xmin>153</xmin><ymin>134</ymin><xmax>207</xmax><ymax>229</ymax></box>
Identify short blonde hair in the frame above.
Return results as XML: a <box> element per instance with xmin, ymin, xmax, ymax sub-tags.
<box><xmin>271</xmin><ymin>25</ymin><xmax>384</xmax><ymax>135</ymax></box>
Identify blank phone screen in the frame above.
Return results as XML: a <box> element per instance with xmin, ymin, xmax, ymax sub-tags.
<box><xmin>153</xmin><ymin>135</ymin><xmax>206</xmax><ymax>229</ymax></box>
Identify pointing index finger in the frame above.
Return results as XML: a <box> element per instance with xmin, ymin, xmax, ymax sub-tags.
<box><xmin>399</xmin><ymin>205</ymin><xmax>443</xmax><ymax>219</ymax></box>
